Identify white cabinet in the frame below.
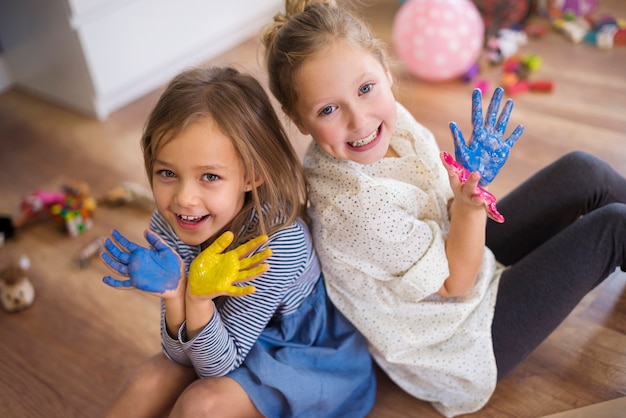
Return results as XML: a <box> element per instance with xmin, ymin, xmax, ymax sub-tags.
<box><xmin>0</xmin><ymin>0</ymin><xmax>281</xmax><ymax>119</ymax></box>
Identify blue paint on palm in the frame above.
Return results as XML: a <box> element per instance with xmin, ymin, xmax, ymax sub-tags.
<box><xmin>101</xmin><ymin>229</ymin><xmax>184</xmax><ymax>294</ymax></box>
<box><xmin>450</xmin><ymin>87</ymin><xmax>524</xmax><ymax>186</ymax></box>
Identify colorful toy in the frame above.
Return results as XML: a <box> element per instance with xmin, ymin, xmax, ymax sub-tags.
<box><xmin>485</xmin><ymin>28</ymin><xmax>528</xmax><ymax>64</ymax></box>
<box><xmin>16</xmin><ymin>180</ymin><xmax>97</xmax><ymax>237</ymax></box>
<box><xmin>497</xmin><ymin>53</ymin><xmax>553</xmax><ymax>96</ymax></box>
<box><xmin>392</xmin><ymin>0</ymin><xmax>484</xmax><ymax>81</ymax></box>
<box><xmin>538</xmin><ymin>0</ymin><xmax>598</xmax><ymax>19</ymax></box>
<box><xmin>0</xmin><ymin>254</ymin><xmax>35</xmax><ymax>312</ymax></box>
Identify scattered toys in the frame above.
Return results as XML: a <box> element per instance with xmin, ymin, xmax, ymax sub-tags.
<box><xmin>15</xmin><ymin>180</ymin><xmax>97</xmax><ymax>238</ymax></box>
<box><xmin>540</xmin><ymin>0</ymin><xmax>625</xmax><ymax>49</ymax></box>
<box><xmin>499</xmin><ymin>53</ymin><xmax>554</xmax><ymax>96</ymax></box>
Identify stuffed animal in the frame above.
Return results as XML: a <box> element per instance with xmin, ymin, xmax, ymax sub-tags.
<box><xmin>0</xmin><ymin>254</ymin><xmax>35</xmax><ymax>312</ymax></box>
<box><xmin>98</xmin><ymin>181</ymin><xmax>154</xmax><ymax>212</ymax></box>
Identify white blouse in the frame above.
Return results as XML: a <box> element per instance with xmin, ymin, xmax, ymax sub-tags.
<box><xmin>304</xmin><ymin>102</ymin><xmax>505</xmax><ymax>417</ymax></box>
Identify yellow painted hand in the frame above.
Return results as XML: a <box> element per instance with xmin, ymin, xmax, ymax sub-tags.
<box><xmin>188</xmin><ymin>232</ymin><xmax>271</xmax><ymax>297</ymax></box>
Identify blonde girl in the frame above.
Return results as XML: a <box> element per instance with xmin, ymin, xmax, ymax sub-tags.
<box><xmin>262</xmin><ymin>1</ymin><xmax>626</xmax><ymax>416</ymax></box>
<box><xmin>101</xmin><ymin>66</ymin><xmax>376</xmax><ymax>418</ymax></box>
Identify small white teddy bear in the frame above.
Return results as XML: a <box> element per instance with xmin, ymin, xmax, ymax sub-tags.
<box><xmin>0</xmin><ymin>254</ymin><xmax>35</xmax><ymax>312</ymax></box>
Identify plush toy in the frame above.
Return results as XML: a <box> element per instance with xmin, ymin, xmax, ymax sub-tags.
<box><xmin>0</xmin><ymin>254</ymin><xmax>35</xmax><ymax>312</ymax></box>
<box><xmin>98</xmin><ymin>181</ymin><xmax>154</xmax><ymax>212</ymax></box>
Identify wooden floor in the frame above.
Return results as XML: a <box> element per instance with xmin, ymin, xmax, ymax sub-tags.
<box><xmin>0</xmin><ymin>1</ymin><xmax>625</xmax><ymax>417</ymax></box>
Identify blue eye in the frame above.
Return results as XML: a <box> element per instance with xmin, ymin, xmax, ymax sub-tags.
<box><xmin>157</xmin><ymin>169</ymin><xmax>176</xmax><ymax>178</ymax></box>
<box><xmin>359</xmin><ymin>83</ymin><xmax>372</xmax><ymax>95</ymax></box>
<box><xmin>202</xmin><ymin>173</ymin><xmax>219</xmax><ymax>182</ymax></box>
<box><xmin>320</xmin><ymin>105</ymin><xmax>336</xmax><ymax>116</ymax></box>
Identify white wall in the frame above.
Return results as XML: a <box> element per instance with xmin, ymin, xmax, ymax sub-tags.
<box><xmin>0</xmin><ymin>0</ymin><xmax>282</xmax><ymax>118</ymax></box>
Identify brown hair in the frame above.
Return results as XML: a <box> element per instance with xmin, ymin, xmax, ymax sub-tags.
<box><xmin>261</xmin><ymin>0</ymin><xmax>387</xmax><ymax>120</ymax></box>
<box><xmin>141</xmin><ymin>66</ymin><xmax>307</xmax><ymax>247</ymax></box>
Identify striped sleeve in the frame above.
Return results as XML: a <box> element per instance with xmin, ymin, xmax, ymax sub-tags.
<box><xmin>149</xmin><ymin>212</ymin><xmax>200</xmax><ymax>365</ymax></box>
<box><xmin>181</xmin><ymin>222</ymin><xmax>310</xmax><ymax>377</ymax></box>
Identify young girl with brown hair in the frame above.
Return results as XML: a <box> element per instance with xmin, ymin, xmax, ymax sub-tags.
<box><xmin>100</xmin><ymin>65</ymin><xmax>376</xmax><ymax>417</ymax></box>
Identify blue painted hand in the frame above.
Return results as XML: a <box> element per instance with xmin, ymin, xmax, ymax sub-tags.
<box><xmin>188</xmin><ymin>232</ymin><xmax>272</xmax><ymax>297</ymax></box>
<box><xmin>101</xmin><ymin>229</ymin><xmax>184</xmax><ymax>295</ymax></box>
<box><xmin>450</xmin><ymin>87</ymin><xmax>524</xmax><ymax>186</ymax></box>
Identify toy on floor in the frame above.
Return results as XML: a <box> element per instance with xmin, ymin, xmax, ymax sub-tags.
<box><xmin>75</xmin><ymin>236</ymin><xmax>104</xmax><ymax>269</ymax></box>
<box><xmin>485</xmin><ymin>28</ymin><xmax>528</xmax><ymax>64</ymax></box>
<box><xmin>0</xmin><ymin>216</ymin><xmax>16</xmax><ymax>246</ymax></box>
<box><xmin>98</xmin><ymin>181</ymin><xmax>154</xmax><ymax>212</ymax></box>
<box><xmin>15</xmin><ymin>180</ymin><xmax>97</xmax><ymax>238</ymax></box>
<box><xmin>0</xmin><ymin>254</ymin><xmax>35</xmax><ymax>312</ymax></box>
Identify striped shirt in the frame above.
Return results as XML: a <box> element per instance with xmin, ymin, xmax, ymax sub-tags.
<box><xmin>149</xmin><ymin>211</ymin><xmax>320</xmax><ymax>377</ymax></box>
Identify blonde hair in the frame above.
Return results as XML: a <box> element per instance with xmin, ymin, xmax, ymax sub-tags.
<box><xmin>261</xmin><ymin>0</ymin><xmax>387</xmax><ymax>119</ymax></box>
<box><xmin>141</xmin><ymin>66</ymin><xmax>308</xmax><ymax>248</ymax></box>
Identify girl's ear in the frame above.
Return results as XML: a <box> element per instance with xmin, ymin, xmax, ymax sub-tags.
<box><xmin>283</xmin><ymin>106</ymin><xmax>310</xmax><ymax>136</ymax></box>
<box><xmin>245</xmin><ymin>174</ymin><xmax>265</xmax><ymax>191</ymax></box>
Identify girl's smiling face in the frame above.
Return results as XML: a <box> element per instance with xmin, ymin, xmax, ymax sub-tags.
<box><xmin>152</xmin><ymin>118</ymin><xmax>251</xmax><ymax>246</ymax></box>
<box><xmin>292</xmin><ymin>41</ymin><xmax>397</xmax><ymax>164</ymax></box>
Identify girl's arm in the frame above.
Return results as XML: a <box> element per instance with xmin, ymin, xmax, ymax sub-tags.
<box><xmin>181</xmin><ymin>225</ymin><xmax>306</xmax><ymax>377</ymax></box>
<box><xmin>437</xmin><ymin>155</ymin><xmax>487</xmax><ymax>297</ymax></box>
<box><xmin>183</xmin><ymin>232</ymin><xmax>270</xmax><ymax>339</ymax></box>
<box><xmin>163</xmin><ymin>293</ymin><xmax>186</xmax><ymax>337</ymax></box>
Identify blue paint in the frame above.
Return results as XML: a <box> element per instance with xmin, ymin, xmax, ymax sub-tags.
<box><xmin>450</xmin><ymin>87</ymin><xmax>524</xmax><ymax>186</ymax></box>
<box><xmin>101</xmin><ymin>229</ymin><xmax>183</xmax><ymax>294</ymax></box>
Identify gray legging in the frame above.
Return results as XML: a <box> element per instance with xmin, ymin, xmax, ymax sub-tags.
<box><xmin>486</xmin><ymin>151</ymin><xmax>626</xmax><ymax>380</ymax></box>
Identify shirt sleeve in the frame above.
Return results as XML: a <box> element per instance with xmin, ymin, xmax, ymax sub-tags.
<box><xmin>160</xmin><ymin>300</ymin><xmax>192</xmax><ymax>365</ymax></box>
<box><xmin>178</xmin><ymin>223</ymin><xmax>309</xmax><ymax>378</ymax></box>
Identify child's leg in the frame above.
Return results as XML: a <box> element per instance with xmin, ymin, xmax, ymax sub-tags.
<box><xmin>169</xmin><ymin>376</ymin><xmax>262</xmax><ymax>418</ymax></box>
<box><xmin>486</xmin><ymin>151</ymin><xmax>626</xmax><ymax>265</ymax></box>
<box><xmin>491</xmin><ymin>202</ymin><xmax>626</xmax><ymax>380</ymax></box>
<box><xmin>104</xmin><ymin>352</ymin><xmax>197</xmax><ymax>418</ymax></box>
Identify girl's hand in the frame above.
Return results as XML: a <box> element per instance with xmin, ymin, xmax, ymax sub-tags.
<box><xmin>450</xmin><ymin>87</ymin><xmax>524</xmax><ymax>186</ymax></box>
<box><xmin>100</xmin><ymin>229</ymin><xmax>186</xmax><ymax>297</ymax></box>
<box><xmin>441</xmin><ymin>151</ymin><xmax>504</xmax><ymax>223</ymax></box>
<box><xmin>188</xmin><ymin>232</ymin><xmax>272</xmax><ymax>298</ymax></box>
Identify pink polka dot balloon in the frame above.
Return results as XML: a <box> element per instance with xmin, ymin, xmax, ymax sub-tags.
<box><xmin>392</xmin><ymin>0</ymin><xmax>485</xmax><ymax>82</ymax></box>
